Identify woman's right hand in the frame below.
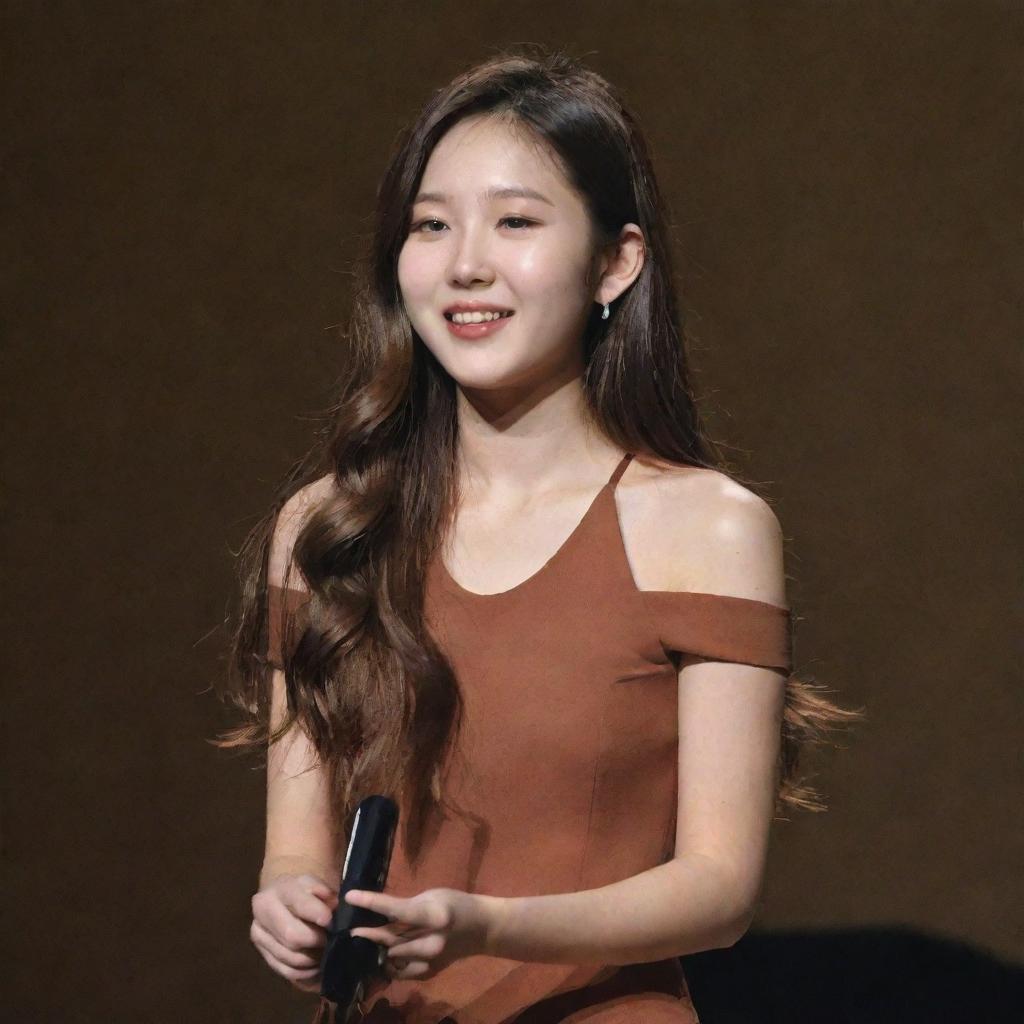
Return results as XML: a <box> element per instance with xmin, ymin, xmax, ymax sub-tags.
<box><xmin>251</xmin><ymin>872</ymin><xmax>339</xmax><ymax>993</ymax></box>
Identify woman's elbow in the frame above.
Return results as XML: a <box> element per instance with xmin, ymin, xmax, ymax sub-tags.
<box><xmin>713</xmin><ymin>896</ymin><xmax>757</xmax><ymax>948</ymax></box>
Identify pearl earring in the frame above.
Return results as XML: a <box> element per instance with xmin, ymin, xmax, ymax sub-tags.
<box><xmin>601</xmin><ymin>302</ymin><xmax>610</xmax><ymax>320</ymax></box>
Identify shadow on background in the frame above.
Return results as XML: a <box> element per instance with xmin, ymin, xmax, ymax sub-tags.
<box><xmin>681</xmin><ymin>926</ymin><xmax>1024</xmax><ymax>1023</ymax></box>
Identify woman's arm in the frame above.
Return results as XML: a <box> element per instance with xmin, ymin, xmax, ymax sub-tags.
<box><xmin>487</xmin><ymin>484</ymin><xmax>787</xmax><ymax>964</ymax></box>
<box><xmin>347</xmin><ymin>845</ymin><xmax>749</xmax><ymax>972</ymax></box>
<box><xmin>260</xmin><ymin>664</ymin><xmax>340</xmax><ymax>889</ymax></box>
<box><xmin>260</xmin><ymin>477</ymin><xmax>341</xmax><ymax>890</ymax></box>
<box><xmin>483</xmin><ymin>849</ymin><xmax>751</xmax><ymax>965</ymax></box>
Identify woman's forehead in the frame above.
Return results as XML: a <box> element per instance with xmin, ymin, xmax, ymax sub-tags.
<box><xmin>420</xmin><ymin>116</ymin><xmax>570</xmax><ymax>201</ymax></box>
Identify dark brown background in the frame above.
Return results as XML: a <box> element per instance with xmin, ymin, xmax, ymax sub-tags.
<box><xmin>3</xmin><ymin>2</ymin><xmax>1020</xmax><ymax>1020</ymax></box>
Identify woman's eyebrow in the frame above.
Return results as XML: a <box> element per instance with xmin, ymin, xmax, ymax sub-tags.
<box><xmin>413</xmin><ymin>185</ymin><xmax>554</xmax><ymax>206</ymax></box>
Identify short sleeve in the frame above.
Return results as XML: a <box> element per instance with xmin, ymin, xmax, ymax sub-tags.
<box><xmin>640</xmin><ymin>590</ymin><xmax>792</xmax><ymax>673</ymax></box>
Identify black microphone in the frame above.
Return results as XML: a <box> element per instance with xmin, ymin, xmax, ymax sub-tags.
<box><xmin>320</xmin><ymin>795</ymin><xmax>399</xmax><ymax>1017</ymax></box>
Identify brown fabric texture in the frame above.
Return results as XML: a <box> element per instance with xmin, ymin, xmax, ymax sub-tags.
<box><xmin>268</xmin><ymin>453</ymin><xmax>792</xmax><ymax>1022</ymax></box>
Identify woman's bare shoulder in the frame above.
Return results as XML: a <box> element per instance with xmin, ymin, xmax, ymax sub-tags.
<box><xmin>620</xmin><ymin>456</ymin><xmax>785</xmax><ymax>601</ymax></box>
<box><xmin>625</xmin><ymin>454</ymin><xmax>763</xmax><ymax>512</ymax></box>
<box><xmin>269</xmin><ymin>472</ymin><xmax>338</xmax><ymax>588</ymax></box>
<box><xmin>282</xmin><ymin>472</ymin><xmax>337</xmax><ymax>518</ymax></box>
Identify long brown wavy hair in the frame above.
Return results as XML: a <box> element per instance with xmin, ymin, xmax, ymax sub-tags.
<box><xmin>212</xmin><ymin>44</ymin><xmax>863</xmax><ymax>866</ymax></box>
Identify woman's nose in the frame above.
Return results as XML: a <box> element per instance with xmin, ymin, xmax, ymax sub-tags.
<box><xmin>448</xmin><ymin>226</ymin><xmax>495</xmax><ymax>286</ymax></box>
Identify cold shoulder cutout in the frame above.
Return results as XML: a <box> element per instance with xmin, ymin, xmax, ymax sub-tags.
<box><xmin>640</xmin><ymin>588</ymin><xmax>793</xmax><ymax>673</ymax></box>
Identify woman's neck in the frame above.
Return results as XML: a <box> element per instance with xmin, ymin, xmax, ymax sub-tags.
<box><xmin>454</xmin><ymin>380</ymin><xmax>620</xmax><ymax>502</ymax></box>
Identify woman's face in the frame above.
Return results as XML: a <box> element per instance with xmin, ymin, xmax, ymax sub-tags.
<box><xmin>397</xmin><ymin>115</ymin><xmax>604</xmax><ymax>395</ymax></box>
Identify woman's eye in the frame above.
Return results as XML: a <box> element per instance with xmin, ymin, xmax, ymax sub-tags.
<box><xmin>412</xmin><ymin>219</ymin><xmax>446</xmax><ymax>233</ymax></box>
<box><xmin>409</xmin><ymin>216</ymin><xmax>535</xmax><ymax>234</ymax></box>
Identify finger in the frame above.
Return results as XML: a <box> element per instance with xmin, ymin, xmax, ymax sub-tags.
<box><xmin>348</xmin><ymin>925</ymin><xmax>401</xmax><ymax>948</ymax></box>
<box><xmin>352</xmin><ymin>891</ymin><xmax>448</xmax><ymax>932</ymax></box>
<box><xmin>278</xmin><ymin>886</ymin><xmax>334</xmax><ymax>933</ymax></box>
<box><xmin>253</xmin><ymin>936</ymin><xmax>322</xmax><ymax>984</ymax></box>
<box><xmin>266</xmin><ymin>901</ymin><xmax>328</xmax><ymax>951</ymax></box>
<box><xmin>355</xmin><ymin>890</ymin><xmax>448</xmax><ymax>934</ymax></box>
<box><xmin>387</xmin><ymin>957</ymin><xmax>431</xmax><ymax>980</ymax></box>
<box><xmin>345</xmin><ymin>889</ymin><xmax>426</xmax><ymax>926</ymax></box>
<box><xmin>350</xmin><ymin>924</ymin><xmax>429</xmax><ymax>947</ymax></box>
<box><xmin>293</xmin><ymin>890</ymin><xmax>336</xmax><ymax>929</ymax></box>
<box><xmin>251</xmin><ymin>919</ymin><xmax>323</xmax><ymax>970</ymax></box>
<box><xmin>387</xmin><ymin>932</ymin><xmax>445</xmax><ymax>961</ymax></box>
<box><xmin>298</xmin><ymin>873</ymin><xmax>338</xmax><ymax>901</ymax></box>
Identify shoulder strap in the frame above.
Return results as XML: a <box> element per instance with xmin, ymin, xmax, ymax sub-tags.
<box><xmin>608</xmin><ymin>452</ymin><xmax>634</xmax><ymax>488</ymax></box>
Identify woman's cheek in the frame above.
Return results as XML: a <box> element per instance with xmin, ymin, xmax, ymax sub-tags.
<box><xmin>397</xmin><ymin>247</ymin><xmax>433</xmax><ymax>305</ymax></box>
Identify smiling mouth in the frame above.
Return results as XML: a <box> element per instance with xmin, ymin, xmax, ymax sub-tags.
<box><xmin>444</xmin><ymin>310</ymin><xmax>515</xmax><ymax>322</ymax></box>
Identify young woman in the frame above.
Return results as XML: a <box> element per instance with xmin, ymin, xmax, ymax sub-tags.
<box><xmin>216</xmin><ymin>46</ymin><xmax>857</xmax><ymax>1024</ymax></box>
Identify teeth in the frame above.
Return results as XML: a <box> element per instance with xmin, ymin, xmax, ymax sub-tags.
<box><xmin>450</xmin><ymin>310</ymin><xmax>511</xmax><ymax>324</ymax></box>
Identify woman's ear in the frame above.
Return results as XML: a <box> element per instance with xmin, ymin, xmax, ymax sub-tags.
<box><xmin>594</xmin><ymin>223</ymin><xmax>645</xmax><ymax>305</ymax></box>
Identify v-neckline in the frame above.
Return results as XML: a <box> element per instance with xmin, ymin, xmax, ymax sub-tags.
<box><xmin>437</xmin><ymin>453</ymin><xmax>633</xmax><ymax>600</ymax></box>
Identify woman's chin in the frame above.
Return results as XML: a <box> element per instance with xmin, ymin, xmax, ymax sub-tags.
<box><xmin>452</xmin><ymin>372</ymin><xmax>525</xmax><ymax>394</ymax></box>
<box><xmin>439</xmin><ymin>351</ymin><xmax>525</xmax><ymax>386</ymax></box>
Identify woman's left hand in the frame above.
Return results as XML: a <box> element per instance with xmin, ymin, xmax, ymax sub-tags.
<box><xmin>345</xmin><ymin>887</ymin><xmax>504</xmax><ymax>980</ymax></box>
